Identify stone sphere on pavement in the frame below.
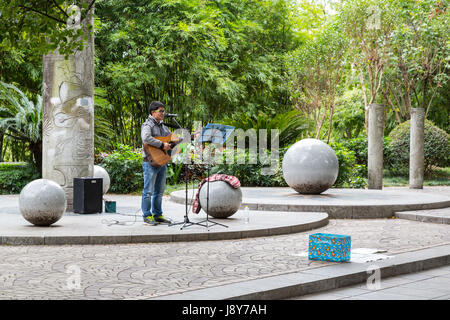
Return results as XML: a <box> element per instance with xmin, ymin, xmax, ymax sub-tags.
<box><xmin>19</xmin><ymin>179</ymin><xmax>66</xmax><ymax>226</ymax></box>
<box><xmin>93</xmin><ymin>165</ymin><xmax>110</xmax><ymax>194</ymax></box>
<box><xmin>199</xmin><ymin>181</ymin><xmax>242</xmax><ymax>218</ymax></box>
<box><xmin>282</xmin><ymin>138</ymin><xmax>339</xmax><ymax>194</ymax></box>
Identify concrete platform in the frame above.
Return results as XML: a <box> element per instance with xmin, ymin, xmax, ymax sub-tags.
<box><xmin>0</xmin><ymin>194</ymin><xmax>328</xmax><ymax>245</ymax></box>
<box><xmin>396</xmin><ymin>208</ymin><xmax>450</xmax><ymax>224</ymax></box>
<box><xmin>171</xmin><ymin>187</ymin><xmax>450</xmax><ymax>218</ymax></box>
<box><xmin>152</xmin><ymin>244</ymin><xmax>450</xmax><ymax>300</ymax></box>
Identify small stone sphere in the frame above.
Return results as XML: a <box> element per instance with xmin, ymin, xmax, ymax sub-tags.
<box><xmin>199</xmin><ymin>181</ymin><xmax>242</xmax><ymax>218</ymax></box>
<box><xmin>282</xmin><ymin>138</ymin><xmax>339</xmax><ymax>194</ymax></box>
<box><xmin>93</xmin><ymin>165</ymin><xmax>110</xmax><ymax>194</ymax></box>
<box><xmin>19</xmin><ymin>179</ymin><xmax>66</xmax><ymax>226</ymax></box>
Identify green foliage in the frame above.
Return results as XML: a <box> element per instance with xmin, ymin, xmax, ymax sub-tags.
<box><xmin>0</xmin><ymin>162</ymin><xmax>40</xmax><ymax>194</ymax></box>
<box><xmin>94</xmin><ymin>0</ymin><xmax>302</xmax><ymax>147</ymax></box>
<box><xmin>211</xmin><ymin>147</ymin><xmax>287</xmax><ymax>187</ymax></box>
<box><xmin>288</xmin><ymin>21</ymin><xmax>349</xmax><ymax>139</ymax></box>
<box><xmin>0</xmin><ymin>0</ymin><xmax>94</xmax><ymax>57</ymax></box>
<box><xmin>337</xmin><ymin>136</ymin><xmax>368</xmax><ymax>167</ymax></box>
<box><xmin>98</xmin><ymin>144</ymin><xmax>143</xmax><ymax>194</ymax></box>
<box><xmin>0</xmin><ymin>81</ymin><xmax>42</xmax><ymax>170</ymax></box>
<box><xmin>329</xmin><ymin>141</ymin><xmax>368</xmax><ymax>188</ymax></box>
<box><xmin>387</xmin><ymin>120</ymin><xmax>450</xmax><ymax>175</ymax></box>
<box><xmin>382</xmin><ymin>0</ymin><xmax>449</xmax><ymax>126</ymax></box>
<box><xmin>97</xmin><ymin>144</ymin><xmax>188</xmax><ymax>193</ymax></box>
<box><xmin>338</xmin><ymin>0</ymin><xmax>399</xmax><ymax>106</ymax></box>
<box><xmin>219</xmin><ymin>109</ymin><xmax>311</xmax><ymax>148</ymax></box>
<box><xmin>332</xmin><ymin>88</ymin><xmax>366</xmax><ymax>139</ymax></box>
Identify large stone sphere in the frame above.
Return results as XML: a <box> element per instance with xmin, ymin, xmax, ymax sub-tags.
<box><xmin>282</xmin><ymin>138</ymin><xmax>339</xmax><ymax>194</ymax></box>
<box><xmin>19</xmin><ymin>179</ymin><xmax>66</xmax><ymax>226</ymax></box>
<box><xmin>93</xmin><ymin>165</ymin><xmax>110</xmax><ymax>194</ymax></box>
<box><xmin>199</xmin><ymin>181</ymin><xmax>242</xmax><ymax>218</ymax></box>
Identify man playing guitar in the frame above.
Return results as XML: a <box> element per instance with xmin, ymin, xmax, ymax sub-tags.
<box><xmin>141</xmin><ymin>101</ymin><xmax>173</xmax><ymax>225</ymax></box>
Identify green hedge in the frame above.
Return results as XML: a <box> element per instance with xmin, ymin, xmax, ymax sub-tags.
<box><xmin>212</xmin><ymin>142</ymin><xmax>368</xmax><ymax>189</ymax></box>
<box><xmin>0</xmin><ymin>162</ymin><xmax>41</xmax><ymax>194</ymax></box>
<box><xmin>211</xmin><ymin>148</ymin><xmax>288</xmax><ymax>187</ymax></box>
<box><xmin>329</xmin><ymin>141</ymin><xmax>367</xmax><ymax>188</ymax></box>
<box><xmin>97</xmin><ymin>140</ymin><xmax>373</xmax><ymax>193</ymax></box>
<box><xmin>386</xmin><ymin>120</ymin><xmax>450</xmax><ymax>175</ymax></box>
<box><xmin>97</xmin><ymin>145</ymin><xmax>144</xmax><ymax>194</ymax></box>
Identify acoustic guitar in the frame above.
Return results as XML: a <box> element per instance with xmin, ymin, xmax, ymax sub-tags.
<box><xmin>144</xmin><ymin>133</ymin><xmax>183</xmax><ymax>167</ymax></box>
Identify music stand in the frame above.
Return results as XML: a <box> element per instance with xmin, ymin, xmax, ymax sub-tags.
<box><xmin>194</xmin><ymin>123</ymin><xmax>235</xmax><ymax>229</ymax></box>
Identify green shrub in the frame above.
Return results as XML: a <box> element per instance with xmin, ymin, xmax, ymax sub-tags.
<box><xmin>338</xmin><ymin>135</ymin><xmax>368</xmax><ymax>166</ymax></box>
<box><xmin>329</xmin><ymin>141</ymin><xmax>368</xmax><ymax>188</ymax></box>
<box><xmin>211</xmin><ymin>142</ymin><xmax>368</xmax><ymax>189</ymax></box>
<box><xmin>98</xmin><ymin>144</ymin><xmax>144</xmax><ymax>194</ymax></box>
<box><xmin>387</xmin><ymin>120</ymin><xmax>450</xmax><ymax>175</ymax></box>
<box><xmin>211</xmin><ymin>147</ymin><xmax>288</xmax><ymax>187</ymax></box>
<box><xmin>336</xmin><ymin>135</ymin><xmax>392</xmax><ymax>169</ymax></box>
<box><xmin>0</xmin><ymin>162</ymin><xmax>41</xmax><ymax>194</ymax></box>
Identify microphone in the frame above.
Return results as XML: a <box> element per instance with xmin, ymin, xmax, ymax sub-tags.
<box><xmin>165</xmin><ymin>113</ymin><xmax>178</xmax><ymax>117</ymax></box>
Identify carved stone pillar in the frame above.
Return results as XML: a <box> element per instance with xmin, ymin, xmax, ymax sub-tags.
<box><xmin>368</xmin><ymin>104</ymin><xmax>385</xmax><ymax>189</ymax></box>
<box><xmin>42</xmin><ymin>3</ymin><xmax>94</xmax><ymax>211</ymax></box>
<box><xmin>409</xmin><ymin>108</ymin><xmax>425</xmax><ymax>189</ymax></box>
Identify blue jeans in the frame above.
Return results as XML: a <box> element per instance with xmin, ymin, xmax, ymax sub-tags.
<box><xmin>141</xmin><ymin>162</ymin><xmax>167</xmax><ymax>219</ymax></box>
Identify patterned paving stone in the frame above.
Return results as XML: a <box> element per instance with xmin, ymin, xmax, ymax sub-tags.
<box><xmin>0</xmin><ymin>218</ymin><xmax>449</xmax><ymax>299</ymax></box>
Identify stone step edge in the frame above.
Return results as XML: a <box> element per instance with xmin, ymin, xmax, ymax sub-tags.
<box><xmin>0</xmin><ymin>216</ymin><xmax>328</xmax><ymax>246</ymax></box>
<box><xmin>169</xmin><ymin>190</ymin><xmax>450</xmax><ymax>219</ymax></box>
<box><xmin>395</xmin><ymin>210</ymin><xmax>450</xmax><ymax>225</ymax></box>
<box><xmin>151</xmin><ymin>244</ymin><xmax>450</xmax><ymax>300</ymax></box>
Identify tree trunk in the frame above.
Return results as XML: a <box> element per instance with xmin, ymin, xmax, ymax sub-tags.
<box><xmin>0</xmin><ymin>131</ymin><xmax>3</xmax><ymax>162</ymax></box>
<box><xmin>29</xmin><ymin>140</ymin><xmax>42</xmax><ymax>175</ymax></box>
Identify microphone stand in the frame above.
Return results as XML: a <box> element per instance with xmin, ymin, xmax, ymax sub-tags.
<box><xmin>168</xmin><ymin>117</ymin><xmax>207</xmax><ymax>230</ymax></box>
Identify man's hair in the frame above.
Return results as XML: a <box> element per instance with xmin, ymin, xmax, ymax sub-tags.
<box><xmin>148</xmin><ymin>101</ymin><xmax>164</xmax><ymax>114</ymax></box>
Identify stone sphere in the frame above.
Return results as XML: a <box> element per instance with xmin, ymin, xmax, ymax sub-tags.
<box><xmin>19</xmin><ymin>179</ymin><xmax>66</xmax><ymax>226</ymax></box>
<box><xmin>199</xmin><ymin>181</ymin><xmax>242</xmax><ymax>218</ymax></box>
<box><xmin>282</xmin><ymin>138</ymin><xmax>339</xmax><ymax>194</ymax></box>
<box><xmin>93</xmin><ymin>165</ymin><xmax>110</xmax><ymax>194</ymax></box>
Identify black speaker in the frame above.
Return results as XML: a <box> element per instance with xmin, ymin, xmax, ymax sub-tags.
<box><xmin>73</xmin><ymin>177</ymin><xmax>103</xmax><ymax>214</ymax></box>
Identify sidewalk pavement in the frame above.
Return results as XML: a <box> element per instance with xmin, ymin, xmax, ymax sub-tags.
<box><xmin>288</xmin><ymin>264</ymin><xmax>450</xmax><ymax>300</ymax></box>
<box><xmin>0</xmin><ymin>186</ymin><xmax>448</xmax><ymax>300</ymax></box>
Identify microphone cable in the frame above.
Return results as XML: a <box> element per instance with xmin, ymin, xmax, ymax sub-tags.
<box><xmin>101</xmin><ymin>208</ymin><xmax>141</xmax><ymax>226</ymax></box>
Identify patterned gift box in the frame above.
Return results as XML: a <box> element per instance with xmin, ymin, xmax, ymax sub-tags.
<box><xmin>308</xmin><ymin>233</ymin><xmax>351</xmax><ymax>262</ymax></box>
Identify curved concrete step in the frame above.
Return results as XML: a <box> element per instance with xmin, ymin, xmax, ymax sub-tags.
<box><xmin>396</xmin><ymin>207</ymin><xmax>450</xmax><ymax>224</ymax></box>
<box><xmin>171</xmin><ymin>187</ymin><xmax>450</xmax><ymax>219</ymax></box>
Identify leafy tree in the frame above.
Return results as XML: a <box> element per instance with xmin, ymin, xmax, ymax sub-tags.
<box><xmin>0</xmin><ymin>81</ymin><xmax>42</xmax><ymax>171</ymax></box>
<box><xmin>382</xmin><ymin>0</ymin><xmax>449</xmax><ymax>124</ymax></box>
<box><xmin>332</xmin><ymin>88</ymin><xmax>366</xmax><ymax>139</ymax></box>
<box><xmin>93</xmin><ymin>0</ymin><xmax>301</xmax><ymax>148</ymax></box>
<box><xmin>338</xmin><ymin>0</ymin><xmax>398</xmax><ymax>131</ymax></box>
<box><xmin>0</xmin><ymin>0</ymin><xmax>95</xmax><ymax>57</ymax></box>
<box><xmin>288</xmin><ymin>21</ymin><xmax>349</xmax><ymax>141</ymax></box>
<box><xmin>220</xmin><ymin>109</ymin><xmax>311</xmax><ymax>147</ymax></box>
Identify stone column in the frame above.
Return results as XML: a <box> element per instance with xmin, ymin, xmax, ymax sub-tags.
<box><xmin>409</xmin><ymin>108</ymin><xmax>425</xmax><ymax>189</ymax></box>
<box><xmin>42</xmin><ymin>3</ymin><xmax>95</xmax><ymax>211</ymax></box>
<box><xmin>368</xmin><ymin>103</ymin><xmax>385</xmax><ymax>189</ymax></box>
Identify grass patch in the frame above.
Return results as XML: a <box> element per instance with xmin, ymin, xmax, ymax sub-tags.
<box><xmin>383</xmin><ymin>167</ymin><xmax>450</xmax><ymax>187</ymax></box>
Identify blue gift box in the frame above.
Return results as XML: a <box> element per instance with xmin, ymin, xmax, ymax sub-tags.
<box><xmin>308</xmin><ymin>233</ymin><xmax>351</xmax><ymax>262</ymax></box>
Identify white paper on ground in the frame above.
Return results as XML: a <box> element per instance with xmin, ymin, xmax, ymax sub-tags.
<box><xmin>291</xmin><ymin>248</ymin><xmax>393</xmax><ymax>263</ymax></box>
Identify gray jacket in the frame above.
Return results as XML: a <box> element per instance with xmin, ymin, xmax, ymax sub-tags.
<box><xmin>141</xmin><ymin>115</ymin><xmax>171</xmax><ymax>159</ymax></box>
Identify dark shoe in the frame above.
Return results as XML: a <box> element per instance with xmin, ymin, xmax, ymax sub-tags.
<box><xmin>153</xmin><ymin>215</ymin><xmax>171</xmax><ymax>224</ymax></box>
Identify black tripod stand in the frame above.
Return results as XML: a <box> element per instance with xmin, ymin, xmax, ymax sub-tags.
<box><xmin>168</xmin><ymin>118</ymin><xmax>207</xmax><ymax>230</ymax></box>
<box><xmin>191</xmin><ymin>123</ymin><xmax>235</xmax><ymax>229</ymax></box>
